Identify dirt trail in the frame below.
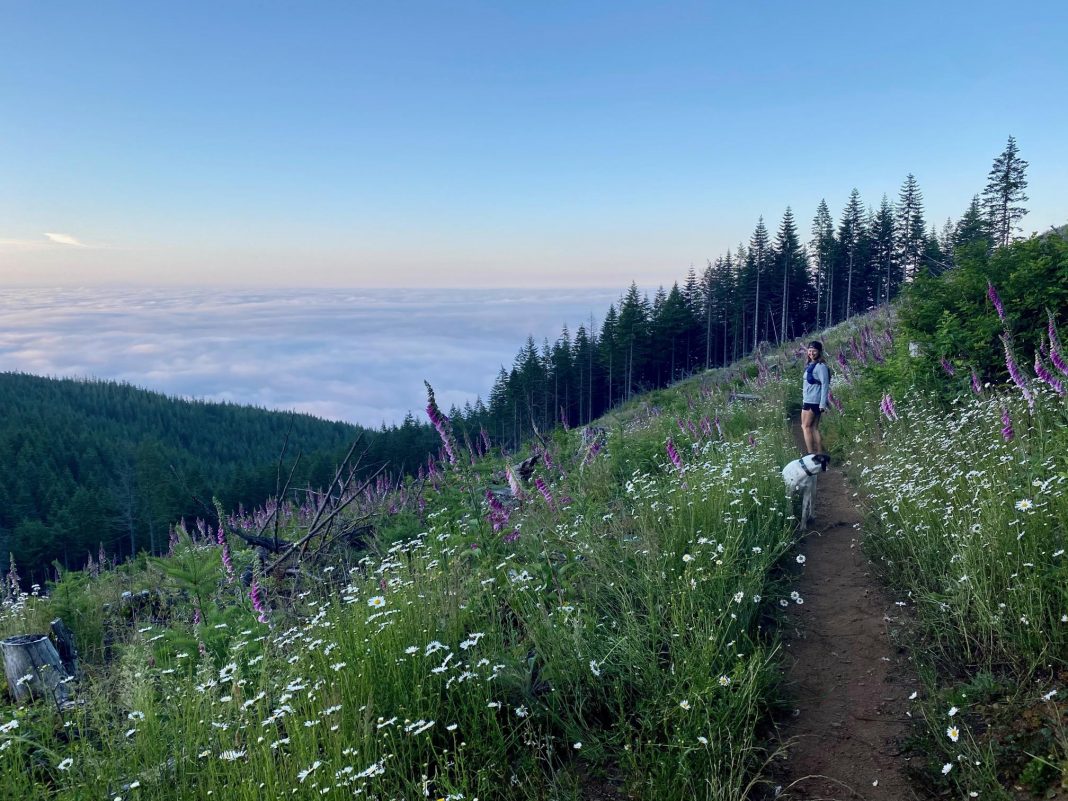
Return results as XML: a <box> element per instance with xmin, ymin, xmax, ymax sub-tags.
<box><xmin>772</xmin><ymin>438</ymin><xmax>920</xmax><ymax>800</ymax></box>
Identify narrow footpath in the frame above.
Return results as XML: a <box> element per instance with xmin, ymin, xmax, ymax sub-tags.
<box><xmin>773</xmin><ymin>439</ymin><xmax>920</xmax><ymax>800</ymax></box>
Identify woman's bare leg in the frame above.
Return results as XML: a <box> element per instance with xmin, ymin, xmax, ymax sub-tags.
<box><xmin>801</xmin><ymin>410</ymin><xmax>824</xmax><ymax>453</ymax></box>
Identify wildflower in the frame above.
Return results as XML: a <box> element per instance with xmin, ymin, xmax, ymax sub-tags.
<box><xmin>219</xmin><ymin>749</ymin><xmax>246</xmax><ymax>761</ymax></box>
<box><xmin>679</xmin><ymin>700</ymin><xmax>691</xmax><ymax>710</ymax></box>
<box><xmin>1000</xmin><ymin>406</ymin><xmax>1014</xmax><ymax>441</ymax></box>
<box><xmin>796</xmin><ymin>554</ymin><xmax>806</xmax><ymax>564</ymax></box>
<box><xmin>1042</xmin><ymin>690</ymin><xmax>1058</xmax><ymax>701</ymax></box>
<box><xmin>485</xmin><ymin>490</ymin><xmax>510</xmax><ymax>532</ymax></box>
<box><xmin>515</xmin><ymin>705</ymin><xmax>529</xmax><ymax>717</ymax></box>
<box><xmin>908</xmin><ymin>691</ymin><xmax>918</xmax><ymax>700</ymax></box>
<box><xmin>127</xmin><ymin>710</ymin><xmax>145</xmax><ymax>721</ymax></box>
<box><xmin>970</xmin><ymin>368</ymin><xmax>982</xmax><ymax>395</ymax></box>
<box><xmin>573</xmin><ymin>742</ymin><xmax>582</xmax><ymax>749</ymax></box>
<box><xmin>0</xmin><ymin>719</ymin><xmax>19</xmax><ymax>733</ymax></box>
<box><xmin>589</xmin><ymin>660</ymin><xmax>601</xmax><ymax>677</ymax></box>
<box><xmin>534</xmin><ymin>477</ymin><xmax>555</xmax><ymax>510</ymax></box>
<box><xmin>424</xmin><ymin>381</ymin><xmax>459</xmax><ymax>465</ymax></box>
<box><xmin>718</xmin><ymin>675</ymin><xmax>731</xmax><ymax>687</ymax></box>
<box><xmin>217</xmin><ymin>527</ymin><xmax>235</xmax><ymax>583</ymax></box>
<box><xmin>249</xmin><ymin>577</ymin><xmax>269</xmax><ymax>624</ymax></box>
<box><xmin>57</xmin><ymin>758</ymin><xmax>74</xmax><ymax>771</ymax></box>
<box><xmin>947</xmin><ymin>725</ymin><xmax>960</xmax><ymax>742</ymax></box>
<box><xmin>1034</xmin><ymin>351</ymin><xmax>1066</xmax><ymax>395</ymax></box>
<box><xmin>948</xmin><ymin>706</ymin><xmax>958</xmax><ymax>716</ymax></box>
<box><xmin>941</xmin><ymin>763</ymin><xmax>953</xmax><ymax>775</ymax></box>
<box><xmin>666</xmin><ymin>438</ymin><xmax>684</xmax><ymax>474</ymax></box>
<box><xmin>1049</xmin><ymin>310</ymin><xmax>1068</xmax><ymax>375</ymax></box>
<box><xmin>697</xmin><ymin>736</ymin><xmax>708</xmax><ymax>745</ymax></box>
<box><xmin>880</xmin><ymin>393</ymin><xmax>899</xmax><ymax>422</ymax></box>
<box><xmin>1014</xmin><ymin>498</ymin><xmax>1034</xmax><ymax>512</ymax></box>
<box><xmin>682</xmin><ymin>553</ymin><xmax>694</xmax><ymax>563</ymax></box>
<box><xmin>1001</xmin><ymin>334</ymin><xmax>1034</xmax><ymax>410</ymax></box>
<box><xmin>298</xmin><ymin>760</ymin><xmax>322</xmax><ymax>782</ymax></box>
<box><xmin>987</xmin><ymin>281</ymin><xmax>1006</xmax><ymax>322</ymax></box>
<box><xmin>940</xmin><ymin>357</ymin><xmax>955</xmax><ymax>377</ymax></box>
<box><xmin>368</xmin><ymin>596</ymin><xmax>386</xmax><ymax>609</ymax></box>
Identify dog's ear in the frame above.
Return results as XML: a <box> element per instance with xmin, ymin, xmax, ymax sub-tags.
<box><xmin>815</xmin><ymin>453</ymin><xmax>831</xmax><ymax>471</ymax></box>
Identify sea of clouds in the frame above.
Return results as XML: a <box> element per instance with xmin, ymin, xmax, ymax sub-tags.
<box><xmin>0</xmin><ymin>287</ymin><xmax>621</xmax><ymax>427</ymax></box>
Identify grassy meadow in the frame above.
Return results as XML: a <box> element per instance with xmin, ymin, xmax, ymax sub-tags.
<box><xmin>1</xmin><ymin>359</ymin><xmax>810</xmax><ymax>800</ymax></box>
<box><xmin>3</xmin><ymin>292</ymin><xmax>1066</xmax><ymax>800</ymax></box>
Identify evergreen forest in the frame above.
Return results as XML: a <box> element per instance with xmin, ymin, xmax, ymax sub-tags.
<box><xmin>0</xmin><ymin>373</ymin><xmax>441</xmax><ymax>581</ymax></box>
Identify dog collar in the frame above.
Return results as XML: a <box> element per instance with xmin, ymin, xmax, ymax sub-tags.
<box><xmin>796</xmin><ymin>458</ymin><xmax>818</xmax><ymax>477</ymax></box>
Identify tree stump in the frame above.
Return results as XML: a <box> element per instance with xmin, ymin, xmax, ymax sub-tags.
<box><xmin>50</xmin><ymin>618</ymin><xmax>78</xmax><ymax>677</ymax></box>
<box><xmin>2</xmin><ymin>634</ymin><xmax>72</xmax><ymax>706</ymax></box>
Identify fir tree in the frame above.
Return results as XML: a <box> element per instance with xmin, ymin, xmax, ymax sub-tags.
<box><xmin>837</xmin><ymin>189</ymin><xmax>865</xmax><ymax>320</ymax></box>
<box><xmin>981</xmin><ymin>135</ymin><xmax>1029</xmax><ymax>249</ymax></box>
<box><xmin>895</xmin><ymin>174</ymin><xmax>927</xmax><ymax>282</ymax></box>
<box><xmin>810</xmin><ymin>199</ymin><xmax>835</xmax><ymax>330</ymax></box>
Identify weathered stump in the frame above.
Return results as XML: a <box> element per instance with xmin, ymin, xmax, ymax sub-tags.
<box><xmin>2</xmin><ymin>634</ymin><xmax>72</xmax><ymax>705</ymax></box>
<box><xmin>50</xmin><ymin>617</ymin><xmax>78</xmax><ymax>677</ymax></box>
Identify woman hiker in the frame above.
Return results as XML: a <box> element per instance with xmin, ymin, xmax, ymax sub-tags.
<box><xmin>801</xmin><ymin>340</ymin><xmax>831</xmax><ymax>454</ymax></box>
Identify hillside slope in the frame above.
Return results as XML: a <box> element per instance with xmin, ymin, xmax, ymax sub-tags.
<box><xmin>0</xmin><ymin>373</ymin><xmax>438</xmax><ymax>580</ymax></box>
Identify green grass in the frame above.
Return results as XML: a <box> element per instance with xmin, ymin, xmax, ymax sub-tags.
<box><xmin>1</xmin><ymin>367</ymin><xmax>807</xmax><ymax>801</ymax></box>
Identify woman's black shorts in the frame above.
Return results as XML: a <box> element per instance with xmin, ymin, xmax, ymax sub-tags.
<box><xmin>802</xmin><ymin>402</ymin><xmax>822</xmax><ymax>417</ymax></box>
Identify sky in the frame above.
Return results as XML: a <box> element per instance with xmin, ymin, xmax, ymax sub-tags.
<box><xmin>2</xmin><ymin>0</ymin><xmax>1067</xmax><ymax>289</ymax></box>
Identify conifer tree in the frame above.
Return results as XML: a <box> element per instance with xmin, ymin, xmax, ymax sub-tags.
<box><xmin>746</xmin><ymin>218</ymin><xmax>770</xmax><ymax>349</ymax></box>
<box><xmin>836</xmin><ymin>189</ymin><xmax>865</xmax><ymax>320</ymax></box>
<box><xmin>810</xmin><ymin>200</ymin><xmax>835</xmax><ymax>330</ymax></box>
<box><xmin>773</xmin><ymin>207</ymin><xmax>807</xmax><ymax>343</ymax></box>
<box><xmin>981</xmin><ymin>135</ymin><xmax>1029</xmax><ymax>248</ymax></box>
<box><xmin>895</xmin><ymin>174</ymin><xmax>927</xmax><ymax>282</ymax></box>
<box><xmin>955</xmin><ymin>195</ymin><xmax>991</xmax><ymax>255</ymax></box>
<box><xmin>870</xmin><ymin>195</ymin><xmax>897</xmax><ymax>303</ymax></box>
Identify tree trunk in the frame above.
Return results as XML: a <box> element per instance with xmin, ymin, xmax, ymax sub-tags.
<box><xmin>2</xmin><ymin>634</ymin><xmax>72</xmax><ymax>705</ymax></box>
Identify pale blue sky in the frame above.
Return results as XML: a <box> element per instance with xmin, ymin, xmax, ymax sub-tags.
<box><xmin>2</xmin><ymin>1</ymin><xmax>1066</xmax><ymax>288</ymax></box>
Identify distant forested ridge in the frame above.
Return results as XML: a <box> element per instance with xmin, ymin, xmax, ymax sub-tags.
<box><xmin>0</xmin><ymin>373</ymin><xmax>440</xmax><ymax>580</ymax></box>
<box><xmin>454</xmin><ymin>136</ymin><xmax>1039</xmax><ymax>450</ymax></box>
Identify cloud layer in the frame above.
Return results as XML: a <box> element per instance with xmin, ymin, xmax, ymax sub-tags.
<box><xmin>0</xmin><ymin>287</ymin><xmax>619</xmax><ymax>427</ymax></box>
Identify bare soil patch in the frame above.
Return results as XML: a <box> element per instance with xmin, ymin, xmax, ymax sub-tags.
<box><xmin>771</xmin><ymin>441</ymin><xmax>921</xmax><ymax>800</ymax></box>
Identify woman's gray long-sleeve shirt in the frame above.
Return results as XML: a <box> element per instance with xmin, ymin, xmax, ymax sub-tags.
<box><xmin>802</xmin><ymin>362</ymin><xmax>831</xmax><ymax>409</ymax></box>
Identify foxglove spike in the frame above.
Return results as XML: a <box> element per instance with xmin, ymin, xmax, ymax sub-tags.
<box><xmin>1049</xmin><ymin>311</ymin><xmax>1068</xmax><ymax>376</ymax></box>
<box><xmin>1001</xmin><ymin>334</ymin><xmax>1035</xmax><ymax>410</ymax></box>
<box><xmin>1000</xmin><ymin>406</ymin><xmax>1014</xmax><ymax>441</ymax></box>
<box><xmin>987</xmin><ymin>281</ymin><xmax>1006</xmax><ymax>322</ymax></box>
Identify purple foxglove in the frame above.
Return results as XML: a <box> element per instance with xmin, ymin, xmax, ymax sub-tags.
<box><xmin>249</xmin><ymin>577</ymin><xmax>269</xmax><ymax>624</ymax></box>
<box><xmin>1000</xmin><ymin>406</ymin><xmax>1014</xmax><ymax>441</ymax></box>
<box><xmin>987</xmin><ymin>281</ymin><xmax>1006</xmax><ymax>322</ymax></box>
<box><xmin>1001</xmin><ymin>335</ymin><xmax>1034</xmax><ymax>410</ymax></box>
<box><xmin>1034</xmin><ymin>352</ymin><xmax>1066</xmax><ymax>396</ymax></box>
<box><xmin>534</xmin><ymin>477</ymin><xmax>555</xmax><ymax>510</ymax></box>
<box><xmin>1049</xmin><ymin>311</ymin><xmax>1068</xmax><ymax>376</ymax></box>
<box><xmin>666</xmin><ymin>438</ymin><xmax>684</xmax><ymax>473</ymax></box>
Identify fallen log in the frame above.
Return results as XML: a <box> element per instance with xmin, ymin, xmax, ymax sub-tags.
<box><xmin>2</xmin><ymin>634</ymin><xmax>72</xmax><ymax>706</ymax></box>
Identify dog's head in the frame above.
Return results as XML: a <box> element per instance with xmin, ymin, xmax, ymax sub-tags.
<box><xmin>808</xmin><ymin>452</ymin><xmax>831</xmax><ymax>472</ymax></box>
